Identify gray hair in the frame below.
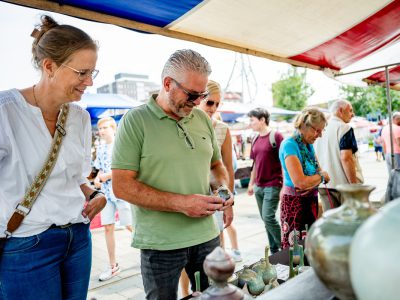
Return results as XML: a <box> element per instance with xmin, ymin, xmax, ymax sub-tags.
<box><xmin>329</xmin><ymin>99</ymin><xmax>351</xmax><ymax>114</ymax></box>
<box><xmin>161</xmin><ymin>49</ymin><xmax>212</xmax><ymax>81</ymax></box>
<box><xmin>294</xmin><ymin>107</ymin><xmax>326</xmax><ymax>130</ymax></box>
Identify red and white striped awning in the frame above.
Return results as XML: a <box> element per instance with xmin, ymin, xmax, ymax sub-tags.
<box><xmin>4</xmin><ymin>0</ymin><xmax>400</xmax><ymax>86</ymax></box>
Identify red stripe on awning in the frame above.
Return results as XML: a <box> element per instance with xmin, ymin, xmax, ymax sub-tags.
<box><xmin>366</xmin><ymin>65</ymin><xmax>400</xmax><ymax>85</ymax></box>
<box><xmin>289</xmin><ymin>0</ymin><xmax>400</xmax><ymax>71</ymax></box>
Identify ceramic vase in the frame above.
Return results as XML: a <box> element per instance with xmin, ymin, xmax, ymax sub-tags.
<box><xmin>251</xmin><ymin>246</ymin><xmax>277</xmax><ymax>284</ymax></box>
<box><xmin>305</xmin><ymin>184</ymin><xmax>376</xmax><ymax>300</ymax></box>
<box><xmin>199</xmin><ymin>246</ymin><xmax>248</xmax><ymax>300</ymax></box>
<box><xmin>350</xmin><ymin>199</ymin><xmax>400</xmax><ymax>300</ymax></box>
<box><xmin>238</xmin><ymin>266</ymin><xmax>265</xmax><ymax>296</ymax></box>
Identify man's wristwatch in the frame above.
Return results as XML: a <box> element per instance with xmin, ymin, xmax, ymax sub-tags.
<box><xmin>318</xmin><ymin>172</ymin><xmax>326</xmax><ymax>184</ymax></box>
<box><xmin>89</xmin><ymin>190</ymin><xmax>105</xmax><ymax>201</ymax></box>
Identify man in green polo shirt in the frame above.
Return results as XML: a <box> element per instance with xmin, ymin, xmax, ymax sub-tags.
<box><xmin>112</xmin><ymin>49</ymin><xmax>234</xmax><ymax>300</ymax></box>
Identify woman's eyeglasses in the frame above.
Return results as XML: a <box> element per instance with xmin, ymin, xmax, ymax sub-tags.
<box><xmin>205</xmin><ymin>100</ymin><xmax>220</xmax><ymax>108</ymax></box>
<box><xmin>309</xmin><ymin>124</ymin><xmax>325</xmax><ymax>135</ymax></box>
<box><xmin>171</xmin><ymin>78</ymin><xmax>208</xmax><ymax>102</ymax></box>
<box><xmin>62</xmin><ymin>64</ymin><xmax>99</xmax><ymax>81</ymax></box>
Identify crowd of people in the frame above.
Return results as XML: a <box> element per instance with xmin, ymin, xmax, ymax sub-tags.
<box><xmin>0</xmin><ymin>15</ymin><xmax>398</xmax><ymax>300</ymax></box>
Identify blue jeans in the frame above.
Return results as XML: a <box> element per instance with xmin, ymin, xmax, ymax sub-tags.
<box><xmin>141</xmin><ymin>236</ymin><xmax>220</xmax><ymax>300</ymax></box>
<box><xmin>0</xmin><ymin>223</ymin><xmax>91</xmax><ymax>300</ymax></box>
<box><xmin>254</xmin><ymin>185</ymin><xmax>282</xmax><ymax>253</ymax></box>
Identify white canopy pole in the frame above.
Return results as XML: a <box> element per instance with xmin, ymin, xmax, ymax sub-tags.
<box><xmin>385</xmin><ymin>66</ymin><xmax>395</xmax><ymax>169</ymax></box>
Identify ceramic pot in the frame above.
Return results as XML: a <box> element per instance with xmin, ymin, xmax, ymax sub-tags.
<box><xmin>350</xmin><ymin>199</ymin><xmax>400</xmax><ymax>300</ymax></box>
<box><xmin>199</xmin><ymin>246</ymin><xmax>247</xmax><ymax>300</ymax></box>
<box><xmin>238</xmin><ymin>266</ymin><xmax>265</xmax><ymax>296</ymax></box>
<box><xmin>251</xmin><ymin>246</ymin><xmax>277</xmax><ymax>284</ymax></box>
<box><xmin>305</xmin><ymin>184</ymin><xmax>376</xmax><ymax>300</ymax></box>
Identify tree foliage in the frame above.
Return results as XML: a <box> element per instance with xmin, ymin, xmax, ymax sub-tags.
<box><xmin>272</xmin><ymin>67</ymin><xmax>314</xmax><ymax>111</ymax></box>
<box><xmin>339</xmin><ymin>85</ymin><xmax>400</xmax><ymax>117</ymax></box>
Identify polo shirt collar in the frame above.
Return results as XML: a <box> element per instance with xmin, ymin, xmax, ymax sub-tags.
<box><xmin>148</xmin><ymin>94</ymin><xmax>194</xmax><ymax>122</ymax></box>
<box><xmin>331</xmin><ymin>115</ymin><xmax>345</xmax><ymax>124</ymax></box>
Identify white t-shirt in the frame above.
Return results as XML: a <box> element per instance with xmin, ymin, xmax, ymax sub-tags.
<box><xmin>0</xmin><ymin>89</ymin><xmax>92</xmax><ymax>237</ymax></box>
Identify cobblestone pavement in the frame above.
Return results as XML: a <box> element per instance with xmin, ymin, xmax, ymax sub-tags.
<box><xmin>87</xmin><ymin>150</ymin><xmax>388</xmax><ymax>300</ymax></box>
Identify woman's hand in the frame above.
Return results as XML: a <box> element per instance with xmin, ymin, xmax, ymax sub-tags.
<box><xmin>93</xmin><ymin>176</ymin><xmax>101</xmax><ymax>189</ymax></box>
<box><xmin>82</xmin><ymin>194</ymin><xmax>106</xmax><ymax>220</ymax></box>
<box><xmin>320</xmin><ymin>171</ymin><xmax>330</xmax><ymax>184</ymax></box>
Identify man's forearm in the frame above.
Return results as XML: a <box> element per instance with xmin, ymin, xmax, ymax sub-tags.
<box><xmin>341</xmin><ymin>155</ymin><xmax>357</xmax><ymax>183</ymax></box>
<box><xmin>112</xmin><ymin>169</ymin><xmax>224</xmax><ymax>218</ymax></box>
<box><xmin>112</xmin><ymin>170</ymin><xmax>185</xmax><ymax>212</ymax></box>
<box><xmin>249</xmin><ymin>167</ymin><xmax>256</xmax><ymax>186</ymax></box>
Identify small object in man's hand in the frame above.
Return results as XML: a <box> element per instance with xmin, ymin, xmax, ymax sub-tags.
<box><xmin>217</xmin><ymin>185</ymin><xmax>231</xmax><ymax>201</ymax></box>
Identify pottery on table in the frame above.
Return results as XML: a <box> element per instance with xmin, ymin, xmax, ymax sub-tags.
<box><xmin>197</xmin><ymin>246</ymin><xmax>248</xmax><ymax>300</ymax></box>
<box><xmin>350</xmin><ymin>199</ymin><xmax>400</xmax><ymax>300</ymax></box>
<box><xmin>305</xmin><ymin>184</ymin><xmax>376</xmax><ymax>300</ymax></box>
<box><xmin>251</xmin><ymin>246</ymin><xmax>277</xmax><ymax>285</ymax></box>
<box><xmin>238</xmin><ymin>265</ymin><xmax>265</xmax><ymax>296</ymax></box>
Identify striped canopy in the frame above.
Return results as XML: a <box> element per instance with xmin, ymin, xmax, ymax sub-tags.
<box><xmin>4</xmin><ymin>0</ymin><xmax>400</xmax><ymax>87</ymax></box>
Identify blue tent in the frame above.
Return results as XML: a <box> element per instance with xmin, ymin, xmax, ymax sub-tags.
<box><xmin>77</xmin><ymin>93</ymin><xmax>143</xmax><ymax>124</ymax></box>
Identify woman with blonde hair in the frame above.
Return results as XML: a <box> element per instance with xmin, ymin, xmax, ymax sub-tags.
<box><xmin>198</xmin><ymin>80</ymin><xmax>240</xmax><ymax>258</ymax></box>
<box><xmin>278</xmin><ymin>107</ymin><xmax>330</xmax><ymax>248</ymax></box>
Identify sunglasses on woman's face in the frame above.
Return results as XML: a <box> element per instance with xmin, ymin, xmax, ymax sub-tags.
<box><xmin>205</xmin><ymin>100</ymin><xmax>220</xmax><ymax>108</ymax></box>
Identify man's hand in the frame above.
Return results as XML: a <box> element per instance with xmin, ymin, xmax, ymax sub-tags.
<box><xmin>82</xmin><ymin>194</ymin><xmax>107</xmax><ymax>220</ymax></box>
<box><xmin>180</xmin><ymin>194</ymin><xmax>224</xmax><ymax>218</ymax></box>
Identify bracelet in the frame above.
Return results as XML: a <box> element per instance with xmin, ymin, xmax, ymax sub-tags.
<box><xmin>318</xmin><ymin>172</ymin><xmax>326</xmax><ymax>184</ymax></box>
<box><xmin>89</xmin><ymin>190</ymin><xmax>105</xmax><ymax>201</ymax></box>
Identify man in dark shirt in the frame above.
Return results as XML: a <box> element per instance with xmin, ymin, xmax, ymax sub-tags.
<box><xmin>247</xmin><ymin>108</ymin><xmax>283</xmax><ymax>254</ymax></box>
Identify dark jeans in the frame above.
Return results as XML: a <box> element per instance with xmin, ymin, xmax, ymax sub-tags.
<box><xmin>254</xmin><ymin>185</ymin><xmax>282</xmax><ymax>253</ymax></box>
<box><xmin>140</xmin><ymin>236</ymin><xmax>220</xmax><ymax>300</ymax></box>
<box><xmin>0</xmin><ymin>223</ymin><xmax>91</xmax><ymax>300</ymax></box>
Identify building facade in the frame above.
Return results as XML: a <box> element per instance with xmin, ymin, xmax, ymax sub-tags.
<box><xmin>97</xmin><ymin>73</ymin><xmax>160</xmax><ymax>101</ymax></box>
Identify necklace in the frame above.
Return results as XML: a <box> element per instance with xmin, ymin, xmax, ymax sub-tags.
<box><xmin>32</xmin><ymin>85</ymin><xmax>58</xmax><ymax>122</ymax></box>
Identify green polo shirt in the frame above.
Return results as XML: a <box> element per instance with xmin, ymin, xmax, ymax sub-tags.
<box><xmin>112</xmin><ymin>95</ymin><xmax>220</xmax><ymax>250</ymax></box>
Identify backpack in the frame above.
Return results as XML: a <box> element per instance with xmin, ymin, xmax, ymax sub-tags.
<box><xmin>251</xmin><ymin>129</ymin><xmax>277</xmax><ymax>149</ymax></box>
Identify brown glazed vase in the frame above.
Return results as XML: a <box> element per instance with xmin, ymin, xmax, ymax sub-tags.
<box><xmin>305</xmin><ymin>184</ymin><xmax>376</xmax><ymax>300</ymax></box>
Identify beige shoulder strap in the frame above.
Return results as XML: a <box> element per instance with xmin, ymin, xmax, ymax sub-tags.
<box><xmin>4</xmin><ymin>104</ymin><xmax>70</xmax><ymax>237</ymax></box>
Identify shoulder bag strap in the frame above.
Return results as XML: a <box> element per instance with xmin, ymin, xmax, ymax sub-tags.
<box><xmin>4</xmin><ymin>104</ymin><xmax>70</xmax><ymax>238</ymax></box>
<box><xmin>269</xmin><ymin>129</ymin><xmax>277</xmax><ymax>148</ymax></box>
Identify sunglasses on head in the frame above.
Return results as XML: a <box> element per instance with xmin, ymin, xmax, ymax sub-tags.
<box><xmin>205</xmin><ymin>100</ymin><xmax>219</xmax><ymax>108</ymax></box>
<box><xmin>171</xmin><ymin>78</ymin><xmax>209</xmax><ymax>102</ymax></box>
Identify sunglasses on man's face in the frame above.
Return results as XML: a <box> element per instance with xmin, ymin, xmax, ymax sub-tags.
<box><xmin>171</xmin><ymin>78</ymin><xmax>209</xmax><ymax>102</ymax></box>
<box><xmin>205</xmin><ymin>100</ymin><xmax>220</xmax><ymax>108</ymax></box>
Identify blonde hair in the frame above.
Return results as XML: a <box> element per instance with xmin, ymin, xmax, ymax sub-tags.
<box><xmin>97</xmin><ymin>117</ymin><xmax>117</xmax><ymax>131</ymax></box>
<box><xmin>294</xmin><ymin>107</ymin><xmax>326</xmax><ymax>129</ymax></box>
<box><xmin>207</xmin><ymin>80</ymin><xmax>221</xmax><ymax>96</ymax></box>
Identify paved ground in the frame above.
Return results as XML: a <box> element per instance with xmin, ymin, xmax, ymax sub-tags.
<box><xmin>87</xmin><ymin>149</ymin><xmax>388</xmax><ymax>300</ymax></box>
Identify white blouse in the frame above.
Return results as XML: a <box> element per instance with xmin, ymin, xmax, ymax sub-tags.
<box><xmin>0</xmin><ymin>89</ymin><xmax>92</xmax><ymax>237</ymax></box>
